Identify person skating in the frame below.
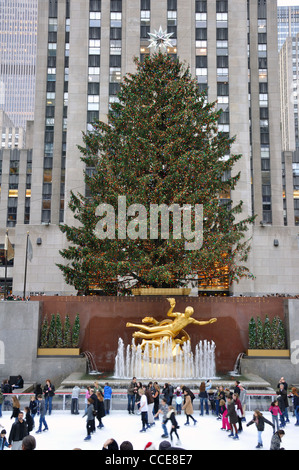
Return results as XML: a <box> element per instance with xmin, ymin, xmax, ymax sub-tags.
<box><xmin>82</xmin><ymin>397</ymin><xmax>95</xmax><ymax>441</ymax></box>
<box><xmin>8</xmin><ymin>411</ymin><xmax>28</xmax><ymax>450</ymax></box>
<box><xmin>36</xmin><ymin>395</ymin><xmax>49</xmax><ymax>434</ymax></box>
<box><xmin>226</xmin><ymin>396</ymin><xmax>239</xmax><ymax>440</ymax></box>
<box><xmin>154</xmin><ymin>397</ymin><xmax>169</xmax><ymax>438</ymax></box>
<box><xmin>138</xmin><ymin>388</ymin><xmax>150</xmax><ymax>432</ymax></box>
<box><xmin>270</xmin><ymin>430</ymin><xmax>285</xmax><ymax>450</ymax></box>
<box><xmin>182</xmin><ymin>389</ymin><xmax>197</xmax><ymax>426</ymax></box>
<box><xmin>164</xmin><ymin>405</ymin><xmax>181</xmax><ymax>446</ymax></box>
<box><xmin>246</xmin><ymin>409</ymin><xmax>274</xmax><ymax>449</ymax></box>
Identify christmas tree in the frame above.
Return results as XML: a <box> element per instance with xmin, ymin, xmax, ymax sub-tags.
<box><xmin>58</xmin><ymin>52</ymin><xmax>255</xmax><ymax>295</ymax></box>
<box><xmin>48</xmin><ymin>314</ymin><xmax>56</xmax><ymax>348</ymax></box>
<box><xmin>40</xmin><ymin>316</ymin><xmax>49</xmax><ymax>348</ymax></box>
<box><xmin>263</xmin><ymin>315</ymin><xmax>272</xmax><ymax>349</ymax></box>
<box><xmin>63</xmin><ymin>314</ymin><xmax>72</xmax><ymax>348</ymax></box>
<box><xmin>256</xmin><ymin>317</ymin><xmax>264</xmax><ymax>350</ymax></box>
<box><xmin>248</xmin><ymin>317</ymin><xmax>257</xmax><ymax>349</ymax></box>
<box><xmin>55</xmin><ymin>313</ymin><xmax>63</xmax><ymax>348</ymax></box>
<box><xmin>72</xmin><ymin>313</ymin><xmax>80</xmax><ymax>348</ymax></box>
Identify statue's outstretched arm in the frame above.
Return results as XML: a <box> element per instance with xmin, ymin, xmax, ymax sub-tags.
<box><xmin>192</xmin><ymin>318</ymin><xmax>217</xmax><ymax>326</ymax></box>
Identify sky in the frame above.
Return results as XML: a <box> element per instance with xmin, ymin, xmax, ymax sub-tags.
<box><xmin>278</xmin><ymin>0</ymin><xmax>299</xmax><ymax>5</ymax></box>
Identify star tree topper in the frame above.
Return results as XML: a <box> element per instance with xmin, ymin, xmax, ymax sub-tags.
<box><xmin>147</xmin><ymin>26</ymin><xmax>174</xmax><ymax>51</ymax></box>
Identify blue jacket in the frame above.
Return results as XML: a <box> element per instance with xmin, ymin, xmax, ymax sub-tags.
<box><xmin>104</xmin><ymin>386</ymin><xmax>112</xmax><ymax>400</ymax></box>
<box><xmin>0</xmin><ymin>437</ymin><xmax>10</xmax><ymax>450</ymax></box>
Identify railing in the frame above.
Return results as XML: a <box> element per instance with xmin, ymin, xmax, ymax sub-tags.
<box><xmin>2</xmin><ymin>391</ymin><xmax>283</xmax><ymax>413</ymax></box>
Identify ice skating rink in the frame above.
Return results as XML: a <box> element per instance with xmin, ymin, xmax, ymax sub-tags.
<box><xmin>1</xmin><ymin>409</ymin><xmax>298</xmax><ymax>451</ymax></box>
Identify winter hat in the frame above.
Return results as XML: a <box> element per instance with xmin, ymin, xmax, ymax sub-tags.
<box><xmin>159</xmin><ymin>440</ymin><xmax>171</xmax><ymax>450</ymax></box>
<box><xmin>144</xmin><ymin>442</ymin><xmax>156</xmax><ymax>450</ymax></box>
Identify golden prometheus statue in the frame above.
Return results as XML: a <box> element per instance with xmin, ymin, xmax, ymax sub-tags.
<box><xmin>126</xmin><ymin>298</ymin><xmax>217</xmax><ymax>355</ymax></box>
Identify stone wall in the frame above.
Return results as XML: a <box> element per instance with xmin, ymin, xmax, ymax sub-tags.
<box><xmin>0</xmin><ymin>301</ymin><xmax>85</xmax><ymax>386</ymax></box>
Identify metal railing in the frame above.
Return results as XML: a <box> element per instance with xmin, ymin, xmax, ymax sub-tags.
<box><xmin>1</xmin><ymin>391</ymin><xmax>284</xmax><ymax>414</ymax></box>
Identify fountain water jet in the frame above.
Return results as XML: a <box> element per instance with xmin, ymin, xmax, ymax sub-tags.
<box><xmin>114</xmin><ymin>338</ymin><xmax>216</xmax><ymax>380</ymax></box>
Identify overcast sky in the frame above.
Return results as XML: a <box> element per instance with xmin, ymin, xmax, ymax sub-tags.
<box><xmin>277</xmin><ymin>0</ymin><xmax>299</xmax><ymax>6</ymax></box>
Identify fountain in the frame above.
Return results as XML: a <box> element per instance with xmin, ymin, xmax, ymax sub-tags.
<box><xmin>114</xmin><ymin>337</ymin><xmax>217</xmax><ymax>380</ymax></box>
<box><xmin>114</xmin><ymin>297</ymin><xmax>217</xmax><ymax>380</ymax></box>
<box><xmin>82</xmin><ymin>351</ymin><xmax>102</xmax><ymax>375</ymax></box>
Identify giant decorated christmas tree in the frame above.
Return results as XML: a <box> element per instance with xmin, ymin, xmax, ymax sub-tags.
<box><xmin>58</xmin><ymin>50</ymin><xmax>255</xmax><ymax>295</ymax></box>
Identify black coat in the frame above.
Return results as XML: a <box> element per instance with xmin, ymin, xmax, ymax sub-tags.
<box><xmin>8</xmin><ymin>420</ymin><xmax>28</xmax><ymax>444</ymax></box>
<box><xmin>247</xmin><ymin>414</ymin><xmax>274</xmax><ymax>432</ymax></box>
<box><xmin>25</xmin><ymin>412</ymin><xmax>34</xmax><ymax>433</ymax></box>
<box><xmin>44</xmin><ymin>383</ymin><xmax>55</xmax><ymax>398</ymax></box>
<box><xmin>97</xmin><ymin>400</ymin><xmax>105</xmax><ymax>419</ymax></box>
<box><xmin>165</xmin><ymin>411</ymin><xmax>179</xmax><ymax>429</ymax></box>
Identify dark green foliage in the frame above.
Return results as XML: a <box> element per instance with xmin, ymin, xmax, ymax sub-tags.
<box><xmin>256</xmin><ymin>317</ymin><xmax>264</xmax><ymax>350</ymax></box>
<box><xmin>278</xmin><ymin>318</ymin><xmax>286</xmax><ymax>349</ymax></box>
<box><xmin>63</xmin><ymin>314</ymin><xmax>72</xmax><ymax>348</ymax></box>
<box><xmin>263</xmin><ymin>315</ymin><xmax>272</xmax><ymax>349</ymax></box>
<box><xmin>248</xmin><ymin>315</ymin><xmax>287</xmax><ymax>350</ymax></box>
<box><xmin>271</xmin><ymin>316</ymin><xmax>280</xmax><ymax>349</ymax></box>
<box><xmin>248</xmin><ymin>317</ymin><xmax>256</xmax><ymax>349</ymax></box>
<box><xmin>48</xmin><ymin>314</ymin><xmax>56</xmax><ymax>348</ymax></box>
<box><xmin>72</xmin><ymin>313</ymin><xmax>80</xmax><ymax>348</ymax></box>
<box><xmin>40</xmin><ymin>316</ymin><xmax>49</xmax><ymax>348</ymax></box>
<box><xmin>56</xmin><ymin>313</ymin><xmax>63</xmax><ymax>348</ymax></box>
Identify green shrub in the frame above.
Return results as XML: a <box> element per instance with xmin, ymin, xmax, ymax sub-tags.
<box><xmin>63</xmin><ymin>314</ymin><xmax>72</xmax><ymax>348</ymax></box>
<box><xmin>278</xmin><ymin>318</ymin><xmax>286</xmax><ymax>349</ymax></box>
<box><xmin>256</xmin><ymin>317</ymin><xmax>264</xmax><ymax>349</ymax></box>
<box><xmin>56</xmin><ymin>313</ymin><xmax>63</xmax><ymax>348</ymax></box>
<box><xmin>72</xmin><ymin>313</ymin><xmax>80</xmax><ymax>348</ymax></box>
<box><xmin>48</xmin><ymin>314</ymin><xmax>56</xmax><ymax>348</ymax></box>
<box><xmin>40</xmin><ymin>316</ymin><xmax>49</xmax><ymax>348</ymax></box>
<box><xmin>263</xmin><ymin>315</ymin><xmax>272</xmax><ymax>349</ymax></box>
<box><xmin>248</xmin><ymin>317</ymin><xmax>256</xmax><ymax>349</ymax></box>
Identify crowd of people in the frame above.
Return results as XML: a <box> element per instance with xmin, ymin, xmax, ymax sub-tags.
<box><xmin>0</xmin><ymin>375</ymin><xmax>298</xmax><ymax>450</ymax></box>
<box><xmin>80</xmin><ymin>376</ymin><xmax>298</xmax><ymax>450</ymax></box>
<box><xmin>0</xmin><ymin>377</ymin><xmax>56</xmax><ymax>450</ymax></box>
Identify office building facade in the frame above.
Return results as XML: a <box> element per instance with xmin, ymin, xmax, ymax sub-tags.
<box><xmin>1</xmin><ymin>0</ymin><xmax>299</xmax><ymax>296</ymax></box>
<box><xmin>0</xmin><ymin>0</ymin><xmax>38</xmax><ymax>129</ymax></box>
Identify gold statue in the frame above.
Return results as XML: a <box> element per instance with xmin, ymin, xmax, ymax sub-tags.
<box><xmin>126</xmin><ymin>298</ymin><xmax>217</xmax><ymax>353</ymax></box>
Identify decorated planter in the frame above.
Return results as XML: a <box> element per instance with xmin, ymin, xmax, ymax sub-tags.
<box><xmin>37</xmin><ymin>348</ymin><xmax>81</xmax><ymax>356</ymax></box>
<box><xmin>246</xmin><ymin>349</ymin><xmax>290</xmax><ymax>357</ymax></box>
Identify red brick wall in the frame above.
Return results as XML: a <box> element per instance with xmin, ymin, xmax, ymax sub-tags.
<box><xmin>32</xmin><ymin>296</ymin><xmax>287</xmax><ymax>374</ymax></box>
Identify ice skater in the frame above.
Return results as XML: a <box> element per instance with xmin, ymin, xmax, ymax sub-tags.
<box><xmin>269</xmin><ymin>400</ymin><xmax>282</xmax><ymax>433</ymax></box>
<box><xmin>246</xmin><ymin>409</ymin><xmax>274</xmax><ymax>449</ymax></box>
<box><xmin>82</xmin><ymin>397</ymin><xmax>95</xmax><ymax>441</ymax></box>
<box><xmin>226</xmin><ymin>396</ymin><xmax>239</xmax><ymax>440</ymax></box>
<box><xmin>182</xmin><ymin>389</ymin><xmax>197</xmax><ymax>426</ymax></box>
<box><xmin>165</xmin><ymin>406</ymin><xmax>181</xmax><ymax>446</ymax></box>
<box><xmin>36</xmin><ymin>395</ymin><xmax>49</xmax><ymax>434</ymax></box>
<box><xmin>154</xmin><ymin>397</ymin><xmax>169</xmax><ymax>438</ymax></box>
<box><xmin>139</xmin><ymin>388</ymin><xmax>150</xmax><ymax>432</ymax></box>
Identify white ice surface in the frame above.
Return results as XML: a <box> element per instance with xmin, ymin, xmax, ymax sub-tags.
<box><xmin>1</xmin><ymin>410</ymin><xmax>298</xmax><ymax>451</ymax></box>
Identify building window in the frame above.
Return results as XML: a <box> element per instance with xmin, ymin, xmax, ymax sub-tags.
<box><xmin>216</xmin><ymin>0</ymin><xmax>228</xmax><ymax>13</ymax></box>
<box><xmin>196</xmin><ymin>1</ymin><xmax>207</xmax><ymax>13</ymax></box>
<box><xmin>110</xmin><ymin>0</ymin><xmax>122</xmax><ymax>12</ymax></box>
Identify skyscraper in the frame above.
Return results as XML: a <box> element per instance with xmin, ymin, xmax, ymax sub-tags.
<box><xmin>2</xmin><ymin>0</ymin><xmax>299</xmax><ymax>297</ymax></box>
<box><xmin>0</xmin><ymin>0</ymin><xmax>38</xmax><ymax>129</ymax></box>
